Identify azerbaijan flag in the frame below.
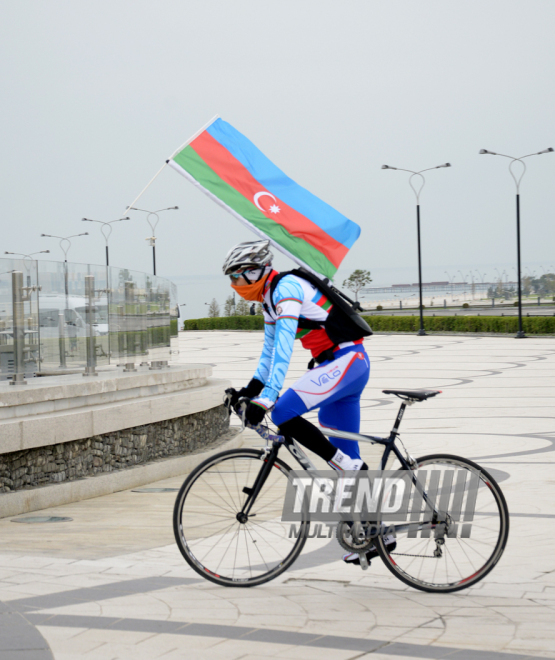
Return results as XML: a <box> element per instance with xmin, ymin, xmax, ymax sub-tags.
<box><xmin>168</xmin><ymin>118</ymin><xmax>360</xmax><ymax>280</ymax></box>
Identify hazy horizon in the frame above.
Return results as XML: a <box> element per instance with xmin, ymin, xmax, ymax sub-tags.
<box><xmin>2</xmin><ymin>1</ymin><xmax>554</xmax><ymax>318</ymax></box>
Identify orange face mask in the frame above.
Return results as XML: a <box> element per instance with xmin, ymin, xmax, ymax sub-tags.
<box><xmin>231</xmin><ymin>275</ymin><xmax>268</xmax><ymax>302</ymax></box>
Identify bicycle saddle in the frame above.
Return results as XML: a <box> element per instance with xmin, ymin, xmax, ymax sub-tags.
<box><xmin>383</xmin><ymin>389</ymin><xmax>441</xmax><ymax>401</ymax></box>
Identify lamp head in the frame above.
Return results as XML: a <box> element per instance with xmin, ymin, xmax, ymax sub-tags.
<box><xmin>381</xmin><ymin>165</ymin><xmax>396</xmax><ymax>170</ymax></box>
<box><xmin>538</xmin><ymin>148</ymin><xmax>554</xmax><ymax>154</ymax></box>
<box><xmin>438</xmin><ymin>163</ymin><xmax>451</xmax><ymax>168</ymax></box>
<box><xmin>479</xmin><ymin>149</ymin><xmax>496</xmax><ymax>155</ymax></box>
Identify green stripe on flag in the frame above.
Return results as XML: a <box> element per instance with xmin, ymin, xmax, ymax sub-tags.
<box><xmin>173</xmin><ymin>146</ymin><xmax>337</xmax><ymax>279</ymax></box>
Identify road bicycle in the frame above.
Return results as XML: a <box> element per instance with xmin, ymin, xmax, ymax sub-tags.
<box><xmin>173</xmin><ymin>389</ymin><xmax>509</xmax><ymax>593</ymax></box>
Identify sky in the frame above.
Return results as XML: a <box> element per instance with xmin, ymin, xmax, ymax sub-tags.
<box><xmin>1</xmin><ymin>0</ymin><xmax>555</xmax><ymax>318</ymax></box>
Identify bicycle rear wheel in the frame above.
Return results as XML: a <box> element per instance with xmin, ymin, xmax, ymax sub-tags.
<box><xmin>375</xmin><ymin>454</ymin><xmax>509</xmax><ymax>593</ymax></box>
<box><xmin>173</xmin><ymin>448</ymin><xmax>309</xmax><ymax>587</ymax></box>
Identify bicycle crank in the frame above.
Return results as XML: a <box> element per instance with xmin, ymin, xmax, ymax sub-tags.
<box><xmin>336</xmin><ymin>521</ymin><xmax>375</xmax><ymax>553</ymax></box>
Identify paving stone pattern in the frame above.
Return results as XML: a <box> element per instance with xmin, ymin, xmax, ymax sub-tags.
<box><xmin>0</xmin><ymin>404</ymin><xmax>229</xmax><ymax>493</ymax></box>
<box><xmin>1</xmin><ymin>331</ymin><xmax>555</xmax><ymax>659</ymax></box>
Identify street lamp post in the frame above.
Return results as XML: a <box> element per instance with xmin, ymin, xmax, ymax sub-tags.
<box><xmin>41</xmin><ymin>232</ymin><xmax>89</xmax><ymax>262</ymax></box>
<box><xmin>479</xmin><ymin>147</ymin><xmax>553</xmax><ymax>337</ymax></box>
<box><xmin>81</xmin><ymin>217</ymin><xmax>130</xmax><ymax>266</ymax></box>
<box><xmin>4</xmin><ymin>250</ymin><xmax>50</xmax><ymax>289</ymax></box>
<box><xmin>475</xmin><ymin>270</ymin><xmax>487</xmax><ymax>300</ymax></box>
<box><xmin>127</xmin><ymin>206</ymin><xmax>179</xmax><ymax>276</ymax></box>
<box><xmin>5</xmin><ymin>250</ymin><xmax>49</xmax><ymax>278</ymax></box>
<box><xmin>41</xmin><ymin>232</ymin><xmax>88</xmax><ymax>303</ymax></box>
<box><xmin>4</xmin><ymin>250</ymin><xmax>50</xmax><ymax>261</ymax></box>
<box><xmin>464</xmin><ymin>271</ymin><xmax>475</xmax><ymax>300</ymax></box>
<box><xmin>444</xmin><ymin>271</ymin><xmax>456</xmax><ymax>300</ymax></box>
<box><xmin>382</xmin><ymin>163</ymin><xmax>451</xmax><ymax>336</ymax></box>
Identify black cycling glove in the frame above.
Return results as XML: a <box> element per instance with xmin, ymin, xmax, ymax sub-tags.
<box><xmin>245</xmin><ymin>400</ymin><xmax>267</xmax><ymax>426</ymax></box>
<box><xmin>226</xmin><ymin>378</ymin><xmax>264</xmax><ymax>409</ymax></box>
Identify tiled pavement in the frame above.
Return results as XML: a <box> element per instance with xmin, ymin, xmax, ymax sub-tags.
<box><xmin>1</xmin><ymin>331</ymin><xmax>554</xmax><ymax>659</ymax></box>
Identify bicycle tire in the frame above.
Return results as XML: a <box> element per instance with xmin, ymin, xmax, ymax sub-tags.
<box><xmin>375</xmin><ymin>453</ymin><xmax>509</xmax><ymax>593</ymax></box>
<box><xmin>173</xmin><ymin>448</ymin><xmax>310</xmax><ymax>587</ymax></box>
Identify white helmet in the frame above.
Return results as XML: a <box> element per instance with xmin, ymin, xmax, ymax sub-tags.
<box><xmin>222</xmin><ymin>240</ymin><xmax>273</xmax><ymax>275</ymax></box>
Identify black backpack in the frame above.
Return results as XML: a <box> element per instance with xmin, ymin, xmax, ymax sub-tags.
<box><xmin>267</xmin><ymin>268</ymin><xmax>373</xmax><ymax>346</ymax></box>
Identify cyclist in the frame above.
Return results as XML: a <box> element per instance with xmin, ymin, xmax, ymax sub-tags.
<box><xmin>224</xmin><ymin>239</ymin><xmax>368</xmax><ymax>463</ymax></box>
<box><xmin>224</xmin><ymin>240</ymin><xmax>396</xmax><ymax>564</ymax></box>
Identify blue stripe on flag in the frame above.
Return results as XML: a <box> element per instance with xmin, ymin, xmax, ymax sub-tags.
<box><xmin>206</xmin><ymin>119</ymin><xmax>360</xmax><ymax>249</ymax></box>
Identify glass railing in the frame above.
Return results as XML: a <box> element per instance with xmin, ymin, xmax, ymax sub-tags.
<box><xmin>0</xmin><ymin>257</ymin><xmax>178</xmax><ymax>382</ymax></box>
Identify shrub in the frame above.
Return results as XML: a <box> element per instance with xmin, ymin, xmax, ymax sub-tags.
<box><xmin>361</xmin><ymin>315</ymin><xmax>555</xmax><ymax>334</ymax></box>
<box><xmin>462</xmin><ymin>303</ymin><xmax>470</xmax><ymax>309</ymax></box>
<box><xmin>513</xmin><ymin>301</ymin><xmax>519</xmax><ymax>306</ymax></box>
<box><xmin>376</xmin><ymin>305</ymin><xmax>383</xmax><ymax>311</ymax></box>
<box><xmin>183</xmin><ymin>315</ymin><xmax>264</xmax><ymax>330</ymax></box>
<box><xmin>183</xmin><ymin>315</ymin><xmax>555</xmax><ymax>334</ymax></box>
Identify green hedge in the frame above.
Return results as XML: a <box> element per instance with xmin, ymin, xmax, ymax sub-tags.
<box><xmin>184</xmin><ymin>315</ymin><xmax>264</xmax><ymax>330</ymax></box>
<box><xmin>183</xmin><ymin>315</ymin><xmax>555</xmax><ymax>334</ymax></box>
<box><xmin>361</xmin><ymin>315</ymin><xmax>555</xmax><ymax>334</ymax></box>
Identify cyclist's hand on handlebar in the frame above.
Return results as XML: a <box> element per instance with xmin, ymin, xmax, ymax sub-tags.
<box><xmin>244</xmin><ymin>400</ymin><xmax>267</xmax><ymax>426</ymax></box>
<box><xmin>225</xmin><ymin>379</ymin><xmax>265</xmax><ymax>413</ymax></box>
<box><xmin>224</xmin><ymin>387</ymin><xmax>241</xmax><ymax>410</ymax></box>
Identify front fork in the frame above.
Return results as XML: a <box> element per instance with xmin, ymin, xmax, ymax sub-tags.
<box><xmin>238</xmin><ymin>442</ymin><xmax>280</xmax><ymax>521</ymax></box>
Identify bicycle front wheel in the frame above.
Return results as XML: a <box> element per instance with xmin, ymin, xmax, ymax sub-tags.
<box><xmin>375</xmin><ymin>454</ymin><xmax>509</xmax><ymax>593</ymax></box>
<box><xmin>173</xmin><ymin>448</ymin><xmax>309</xmax><ymax>587</ymax></box>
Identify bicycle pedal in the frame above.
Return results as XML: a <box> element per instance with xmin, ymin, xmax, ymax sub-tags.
<box><xmin>359</xmin><ymin>553</ymin><xmax>370</xmax><ymax>570</ymax></box>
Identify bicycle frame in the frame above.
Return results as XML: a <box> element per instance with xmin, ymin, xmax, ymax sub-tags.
<box><xmin>234</xmin><ymin>398</ymin><xmax>448</xmax><ymax>534</ymax></box>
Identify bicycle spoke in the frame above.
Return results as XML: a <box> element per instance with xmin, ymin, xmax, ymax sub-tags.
<box><xmin>197</xmin><ymin>520</ymin><xmax>239</xmax><ymax>564</ymax></box>
<box><xmin>174</xmin><ymin>450</ymin><xmax>307</xmax><ymax>586</ymax></box>
<box><xmin>377</xmin><ymin>455</ymin><xmax>508</xmax><ymax>592</ymax></box>
<box><xmin>243</xmin><ymin>527</ymin><xmax>253</xmax><ymax>578</ymax></box>
<box><xmin>215</xmin><ymin>525</ymin><xmax>242</xmax><ymax>574</ymax></box>
<box><xmin>244</xmin><ymin>524</ymin><xmax>271</xmax><ymax>572</ymax></box>
<box><xmin>214</xmin><ymin>465</ymin><xmax>242</xmax><ymax>512</ymax></box>
<box><xmin>188</xmin><ymin>484</ymin><xmax>237</xmax><ymax>516</ymax></box>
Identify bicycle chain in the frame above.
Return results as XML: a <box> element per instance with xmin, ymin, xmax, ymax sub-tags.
<box><xmin>390</xmin><ymin>552</ymin><xmax>437</xmax><ymax>558</ymax></box>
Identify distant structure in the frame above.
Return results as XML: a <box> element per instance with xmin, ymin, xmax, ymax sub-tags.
<box><xmin>361</xmin><ymin>281</ymin><xmax>511</xmax><ymax>296</ymax></box>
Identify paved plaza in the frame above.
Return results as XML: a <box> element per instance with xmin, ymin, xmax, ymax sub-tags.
<box><xmin>1</xmin><ymin>330</ymin><xmax>555</xmax><ymax>659</ymax></box>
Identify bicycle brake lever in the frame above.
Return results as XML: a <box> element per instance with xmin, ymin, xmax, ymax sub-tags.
<box><xmin>237</xmin><ymin>397</ymin><xmax>249</xmax><ymax>429</ymax></box>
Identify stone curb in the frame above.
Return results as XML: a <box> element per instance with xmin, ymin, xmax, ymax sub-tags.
<box><xmin>0</xmin><ymin>428</ymin><xmax>244</xmax><ymax>519</ymax></box>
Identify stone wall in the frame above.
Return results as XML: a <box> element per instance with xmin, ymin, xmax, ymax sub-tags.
<box><xmin>0</xmin><ymin>404</ymin><xmax>229</xmax><ymax>493</ymax></box>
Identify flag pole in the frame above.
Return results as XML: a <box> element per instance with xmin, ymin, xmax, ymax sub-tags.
<box><xmin>167</xmin><ymin>114</ymin><xmax>220</xmax><ymax>160</ymax></box>
<box><xmin>124</xmin><ymin>114</ymin><xmax>220</xmax><ymax>214</ymax></box>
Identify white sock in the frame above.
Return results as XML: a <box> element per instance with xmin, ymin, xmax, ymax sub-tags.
<box><xmin>328</xmin><ymin>449</ymin><xmax>364</xmax><ymax>471</ymax></box>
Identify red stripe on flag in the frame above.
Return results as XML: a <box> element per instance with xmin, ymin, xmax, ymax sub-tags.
<box><xmin>189</xmin><ymin>131</ymin><xmax>348</xmax><ymax>268</ymax></box>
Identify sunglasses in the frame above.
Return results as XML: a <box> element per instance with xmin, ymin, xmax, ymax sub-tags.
<box><xmin>229</xmin><ymin>269</ymin><xmax>256</xmax><ymax>281</ymax></box>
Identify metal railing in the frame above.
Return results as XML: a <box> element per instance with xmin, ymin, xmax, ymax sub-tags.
<box><xmin>0</xmin><ymin>258</ymin><xmax>179</xmax><ymax>383</ymax></box>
